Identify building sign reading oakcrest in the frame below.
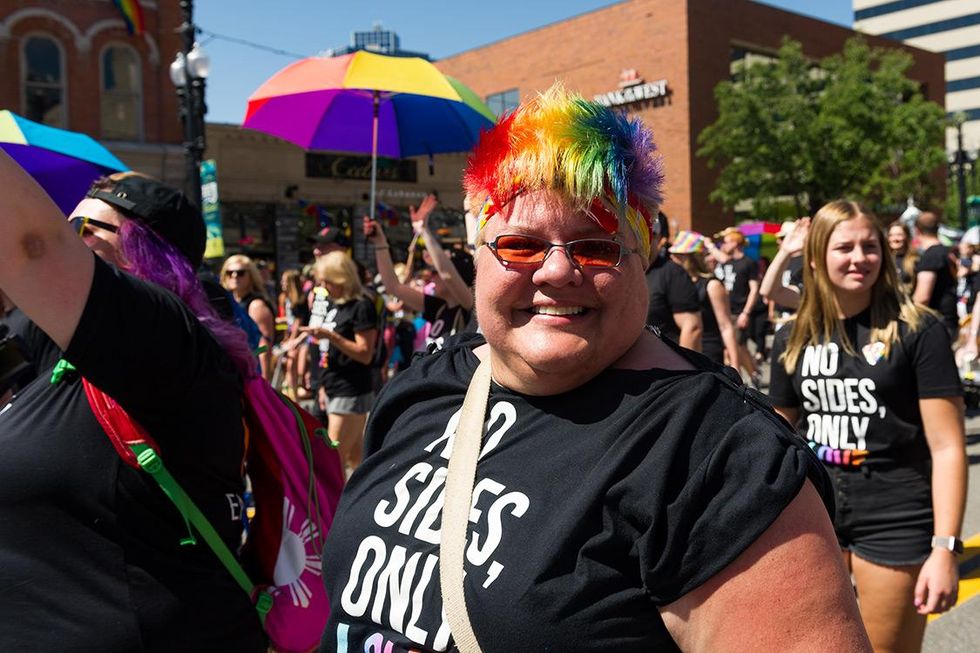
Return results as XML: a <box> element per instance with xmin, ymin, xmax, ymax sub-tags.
<box><xmin>594</xmin><ymin>69</ymin><xmax>669</xmax><ymax>108</ymax></box>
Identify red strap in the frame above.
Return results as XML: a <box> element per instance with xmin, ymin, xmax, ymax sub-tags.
<box><xmin>82</xmin><ymin>379</ymin><xmax>160</xmax><ymax>469</ymax></box>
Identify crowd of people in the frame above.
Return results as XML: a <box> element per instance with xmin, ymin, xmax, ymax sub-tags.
<box><xmin>645</xmin><ymin>203</ymin><xmax>969</xmax><ymax>653</ymax></box>
<box><xmin>0</xmin><ymin>81</ymin><xmax>969</xmax><ymax>653</ymax></box>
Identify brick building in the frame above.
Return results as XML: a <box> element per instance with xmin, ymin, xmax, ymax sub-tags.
<box><xmin>436</xmin><ymin>0</ymin><xmax>946</xmax><ymax>236</ymax></box>
<box><xmin>2</xmin><ymin>1</ymin><xmax>943</xmax><ymax>265</ymax></box>
<box><xmin>0</xmin><ymin>0</ymin><xmax>185</xmax><ymax>188</ymax></box>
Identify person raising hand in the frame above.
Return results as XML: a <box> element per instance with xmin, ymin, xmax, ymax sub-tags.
<box><xmin>760</xmin><ymin>217</ymin><xmax>810</xmax><ymax>313</ymax></box>
<box><xmin>366</xmin><ymin>194</ymin><xmax>475</xmax><ymax>350</ymax></box>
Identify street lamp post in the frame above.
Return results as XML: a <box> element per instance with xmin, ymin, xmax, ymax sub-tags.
<box><xmin>169</xmin><ymin>0</ymin><xmax>210</xmax><ymax>210</ymax></box>
<box><xmin>956</xmin><ymin>116</ymin><xmax>969</xmax><ymax>231</ymax></box>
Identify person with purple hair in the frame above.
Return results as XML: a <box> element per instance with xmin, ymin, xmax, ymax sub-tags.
<box><xmin>0</xmin><ymin>156</ymin><xmax>265</xmax><ymax>650</ymax></box>
<box><xmin>316</xmin><ymin>84</ymin><xmax>871</xmax><ymax>652</ymax></box>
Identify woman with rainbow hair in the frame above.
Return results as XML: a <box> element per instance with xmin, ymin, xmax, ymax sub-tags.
<box><xmin>317</xmin><ymin>85</ymin><xmax>870</xmax><ymax>652</ymax></box>
<box><xmin>0</xmin><ymin>162</ymin><xmax>265</xmax><ymax>648</ymax></box>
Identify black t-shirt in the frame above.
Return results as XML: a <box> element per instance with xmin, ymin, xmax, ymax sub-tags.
<box><xmin>915</xmin><ymin>244</ymin><xmax>957</xmax><ymax>330</ymax></box>
<box><xmin>768</xmin><ymin>310</ymin><xmax>960</xmax><ymax>468</ymax></box>
<box><xmin>423</xmin><ymin>294</ymin><xmax>472</xmax><ymax>350</ymax></box>
<box><xmin>285</xmin><ymin>296</ymin><xmax>312</xmax><ymax>327</ymax></box>
<box><xmin>0</xmin><ymin>307</ymin><xmax>62</xmax><ymax>374</ymax></box>
<box><xmin>645</xmin><ymin>257</ymin><xmax>699</xmax><ymax>342</ymax></box>
<box><xmin>971</xmin><ymin>272</ymin><xmax>980</xmax><ymax>312</ymax></box>
<box><xmin>313</xmin><ymin>295</ymin><xmax>378</xmax><ymax>397</ymax></box>
<box><xmin>696</xmin><ymin>277</ymin><xmax>723</xmax><ymax>361</ymax></box>
<box><xmin>0</xmin><ymin>257</ymin><xmax>264</xmax><ymax>651</ymax></box>
<box><xmin>716</xmin><ymin>256</ymin><xmax>758</xmax><ymax>314</ymax></box>
<box><xmin>774</xmin><ymin>255</ymin><xmax>804</xmax><ymax>315</ymax></box>
<box><xmin>318</xmin><ymin>334</ymin><xmax>831</xmax><ymax>652</ymax></box>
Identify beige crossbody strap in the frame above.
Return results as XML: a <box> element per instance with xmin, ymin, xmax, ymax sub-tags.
<box><xmin>440</xmin><ymin>355</ymin><xmax>491</xmax><ymax>653</ymax></box>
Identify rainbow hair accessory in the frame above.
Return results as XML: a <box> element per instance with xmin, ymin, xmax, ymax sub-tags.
<box><xmin>464</xmin><ymin>83</ymin><xmax>663</xmax><ymax>258</ymax></box>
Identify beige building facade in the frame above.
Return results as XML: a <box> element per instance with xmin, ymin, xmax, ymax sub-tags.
<box><xmin>205</xmin><ymin>123</ymin><xmax>473</xmax><ymax>268</ymax></box>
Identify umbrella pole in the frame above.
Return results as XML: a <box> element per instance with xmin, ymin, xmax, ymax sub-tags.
<box><xmin>370</xmin><ymin>90</ymin><xmax>379</xmax><ymax>223</ymax></box>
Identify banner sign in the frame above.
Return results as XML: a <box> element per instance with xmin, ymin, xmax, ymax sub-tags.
<box><xmin>594</xmin><ymin>79</ymin><xmax>669</xmax><ymax>107</ymax></box>
<box><xmin>594</xmin><ymin>69</ymin><xmax>669</xmax><ymax>108</ymax></box>
<box><xmin>305</xmin><ymin>153</ymin><xmax>418</xmax><ymax>183</ymax></box>
<box><xmin>200</xmin><ymin>159</ymin><xmax>224</xmax><ymax>259</ymax></box>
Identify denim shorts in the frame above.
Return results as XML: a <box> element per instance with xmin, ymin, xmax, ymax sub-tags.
<box><xmin>828</xmin><ymin>463</ymin><xmax>934</xmax><ymax>566</ymax></box>
<box><xmin>327</xmin><ymin>392</ymin><xmax>374</xmax><ymax>416</ymax></box>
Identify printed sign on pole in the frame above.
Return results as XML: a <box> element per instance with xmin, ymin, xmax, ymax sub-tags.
<box><xmin>200</xmin><ymin>159</ymin><xmax>224</xmax><ymax>259</ymax></box>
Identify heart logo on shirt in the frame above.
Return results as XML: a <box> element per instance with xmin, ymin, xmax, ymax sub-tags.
<box><xmin>862</xmin><ymin>341</ymin><xmax>886</xmax><ymax>366</ymax></box>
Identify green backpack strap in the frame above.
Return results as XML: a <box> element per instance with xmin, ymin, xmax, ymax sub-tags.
<box><xmin>128</xmin><ymin>442</ymin><xmax>273</xmax><ymax>625</ymax></box>
<box><xmin>67</xmin><ymin>368</ymin><xmax>274</xmax><ymax>625</ymax></box>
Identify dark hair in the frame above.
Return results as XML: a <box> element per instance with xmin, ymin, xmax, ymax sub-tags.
<box><xmin>915</xmin><ymin>211</ymin><xmax>940</xmax><ymax>236</ymax></box>
<box><xmin>656</xmin><ymin>212</ymin><xmax>669</xmax><ymax>240</ymax></box>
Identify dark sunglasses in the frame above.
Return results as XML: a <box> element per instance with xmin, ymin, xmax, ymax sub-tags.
<box><xmin>69</xmin><ymin>216</ymin><xmax>120</xmax><ymax>236</ymax></box>
<box><xmin>225</xmin><ymin>269</ymin><xmax>247</xmax><ymax>278</ymax></box>
<box><xmin>485</xmin><ymin>234</ymin><xmax>638</xmax><ymax>269</ymax></box>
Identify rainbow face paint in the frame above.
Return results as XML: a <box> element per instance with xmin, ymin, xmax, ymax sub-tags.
<box><xmin>464</xmin><ymin>84</ymin><xmax>664</xmax><ymax>258</ymax></box>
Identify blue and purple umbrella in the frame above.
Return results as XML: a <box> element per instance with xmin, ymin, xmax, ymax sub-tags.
<box><xmin>0</xmin><ymin>110</ymin><xmax>128</xmax><ymax>214</ymax></box>
<box><xmin>242</xmin><ymin>51</ymin><xmax>495</xmax><ymax>221</ymax></box>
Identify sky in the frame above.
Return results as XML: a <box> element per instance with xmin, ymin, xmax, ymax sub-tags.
<box><xmin>194</xmin><ymin>0</ymin><xmax>853</xmax><ymax>124</ymax></box>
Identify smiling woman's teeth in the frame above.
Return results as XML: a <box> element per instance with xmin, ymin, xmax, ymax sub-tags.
<box><xmin>532</xmin><ymin>306</ymin><xmax>585</xmax><ymax>316</ymax></box>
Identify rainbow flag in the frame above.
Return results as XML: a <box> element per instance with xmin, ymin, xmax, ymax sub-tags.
<box><xmin>112</xmin><ymin>0</ymin><xmax>145</xmax><ymax>36</ymax></box>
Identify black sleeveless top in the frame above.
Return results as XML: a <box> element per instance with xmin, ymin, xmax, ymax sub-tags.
<box><xmin>239</xmin><ymin>292</ymin><xmax>275</xmax><ymax>321</ymax></box>
<box><xmin>696</xmin><ymin>277</ymin><xmax>724</xmax><ymax>363</ymax></box>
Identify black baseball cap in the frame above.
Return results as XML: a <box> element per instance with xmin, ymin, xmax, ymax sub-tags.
<box><xmin>87</xmin><ymin>176</ymin><xmax>205</xmax><ymax>266</ymax></box>
<box><xmin>307</xmin><ymin>226</ymin><xmax>349</xmax><ymax>248</ymax></box>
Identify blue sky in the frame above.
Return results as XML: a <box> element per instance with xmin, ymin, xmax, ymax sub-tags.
<box><xmin>195</xmin><ymin>0</ymin><xmax>853</xmax><ymax>124</ymax></box>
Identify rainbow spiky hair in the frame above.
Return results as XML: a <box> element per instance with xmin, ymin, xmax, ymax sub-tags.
<box><xmin>463</xmin><ymin>83</ymin><xmax>664</xmax><ymax>257</ymax></box>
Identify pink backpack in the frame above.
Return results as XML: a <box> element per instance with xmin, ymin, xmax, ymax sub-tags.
<box><xmin>82</xmin><ymin>372</ymin><xmax>345</xmax><ymax>653</ymax></box>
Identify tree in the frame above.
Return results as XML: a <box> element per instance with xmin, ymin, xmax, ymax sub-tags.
<box><xmin>697</xmin><ymin>37</ymin><xmax>946</xmax><ymax>217</ymax></box>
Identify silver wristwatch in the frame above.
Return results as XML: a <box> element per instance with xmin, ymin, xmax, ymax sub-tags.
<box><xmin>931</xmin><ymin>536</ymin><xmax>964</xmax><ymax>554</ymax></box>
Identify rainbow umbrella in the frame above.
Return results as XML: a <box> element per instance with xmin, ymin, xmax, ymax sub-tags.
<box><xmin>737</xmin><ymin>221</ymin><xmax>781</xmax><ymax>262</ymax></box>
<box><xmin>243</xmin><ymin>51</ymin><xmax>496</xmax><ymax>221</ymax></box>
<box><xmin>0</xmin><ymin>110</ymin><xmax>128</xmax><ymax>214</ymax></box>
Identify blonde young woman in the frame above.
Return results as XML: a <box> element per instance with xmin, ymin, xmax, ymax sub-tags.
<box><xmin>301</xmin><ymin>251</ymin><xmax>378</xmax><ymax>471</ymax></box>
<box><xmin>277</xmin><ymin>268</ymin><xmax>311</xmax><ymax>398</ymax></box>
<box><xmin>669</xmin><ymin>231</ymin><xmax>740</xmax><ymax>367</ymax></box>
<box><xmin>768</xmin><ymin>200</ymin><xmax>966</xmax><ymax>653</ymax></box>
<box><xmin>220</xmin><ymin>254</ymin><xmax>276</xmax><ymax>381</ymax></box>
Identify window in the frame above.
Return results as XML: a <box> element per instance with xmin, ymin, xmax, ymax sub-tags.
<box><xmin>854</xmin><ymin>0</ymin><xmax>943</xmax><ymax>22</ymax></box>
<box><xmin>948</xmin><ymin>76</ymin><xmax>980</xmax><ymax>94</ymax></box>
<box><xmin>730</xmin><ymin>46</ymin><xmax>777</xmax><ymax>80</ymax></box>
<box><xmin>101</xmin><ymin>45</ymin><xmax>142</xmax><ymax>140</ymax></box>
<box><xmin>881</xmin><ymin>12</ymin><xmax>980</xmax><ymax>40</ymax></box>
<box><xmin>486</xmin><ymin>89</ymin><xmax>519</xmax><ymax>118</ymax></box>
<box><xmin>946</xmin><ymin>45</ymin><xmax>980</xmax><ymax>62</ymax></box>
<box><xmin>23</xmin><ymin>36</ymin><xmax>65</xmax><ymax>127</ymax></box>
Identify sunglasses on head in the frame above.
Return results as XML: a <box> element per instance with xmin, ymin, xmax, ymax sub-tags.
<box><xmin>485</xmin><ymin>234</ymin><xmax>638</xmax><ymax>269</ymax></box>
<box><xmin>225</xmin><ymin>269</ymin><xmax>247</xmax><ymax>278</ymax></box>
<box><xmin>69</xmin><ymin>216</ymin><xmax>119</xmax><ymax>236</ymax></box>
